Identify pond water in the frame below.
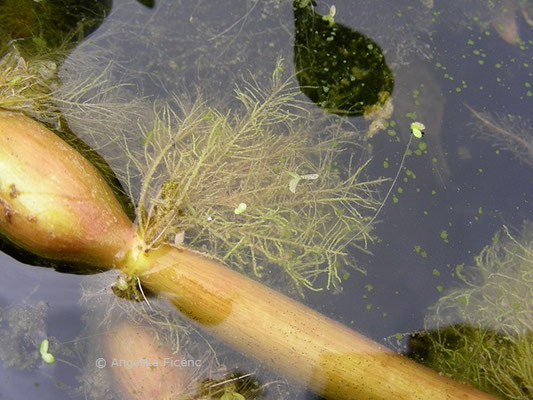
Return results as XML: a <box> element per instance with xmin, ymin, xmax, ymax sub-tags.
<box><xmin>1</xmin><ymin>0</ymin><xmax>531</xmax><ymax>399</ymax></box>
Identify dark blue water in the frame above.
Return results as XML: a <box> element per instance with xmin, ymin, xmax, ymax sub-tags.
<box><xmin>1</xmin><ymin>0</ymin><xmax>531</xmax><ymax>399</ymax></box>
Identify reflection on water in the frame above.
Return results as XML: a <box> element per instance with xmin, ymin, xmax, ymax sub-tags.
<box><xmin>0</xmin><ymin>0</ymin><xmax>532</xmax><ymax>399</ymax></box>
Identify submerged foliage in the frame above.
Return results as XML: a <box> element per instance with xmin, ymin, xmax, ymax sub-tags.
<box><xmin>414</xmin><ymin>223</ymin><xmax>533</xmax><ymax>399</ymax></box>
<box><xmin>1</xmin><ymin>35</ymin><xmax>383</xmax><ymax>296</ymax></box>
<box><xmin>468</xmin><ymin>105</ymin><xmax>533</xmax><ymax>169</ymax></box>
<box><xmin>117</xmin><ymin>60</ymin><xmax>384</xmax><ymax>294</ymax></box>
<box><xmin>0</xmin><ymin>46</ymin><xmax>140</xmax><ymax>154</ymax></box>
<box><xmin>191</xmin><ymin>371</ymin><xmax>265</xmax><ymax>400</ymax></box>
<box><xmin>0</xmin><ymin>3</ymin><xmax>384</xmax><ymax>297</ymax></box>
<box><xmin>0</xmin><ymin>301</ymin><xmax>49</xmax><ymax>370</ymax></box>
<box><xmin>0</xmin><ymin>0</ymin><xmax>113</xmax><ymax>121</ymax></box>
<box><xmin>0</xmin><ymin>46</ymin><xmax>59</xmax><ymax>122</ymax></box>
<box><xmin>0</xmin><ymin>0</ymin><xmax>387</xmax><ymax>294</ymax></box>
<box><xmin>0</xmin><ymin>0</ymin><xmax>109</xmax><ymax>56</ymax></box>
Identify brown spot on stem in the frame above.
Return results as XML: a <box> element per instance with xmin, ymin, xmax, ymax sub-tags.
<box><xmin>140</xmin><ymin>257</ymin><xmax>233</xmax><ymax>327</ymax></box>
<box><xmin>9</xmin><ymin>184</ymin><xmax>18</xmax><ymax>198</ymax></box>
<box><xmin>0</xmin><ymin>199</ymin><xmax>13</xmax><ymax>223</ymax></box>
<box><xmin>168</xmin><ymin>276</ymin><xmax>233</xmax><ymax>326</ymax></box>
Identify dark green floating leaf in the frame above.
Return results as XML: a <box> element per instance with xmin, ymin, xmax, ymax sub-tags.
<box><xmin>293</xmin><ymin>1</ymin><xmax>394</xmax><ymax>116</ymax></box>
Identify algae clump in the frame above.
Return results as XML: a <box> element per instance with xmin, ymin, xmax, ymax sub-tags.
<box><xmin>411</xmin><ymin>223</ymin><xmax>533</xmax><ymax>400</ymax></box>
<box><xmin>1</xmin><ymin>41</ymin><xmax>385</xmax><ymax>295</ymax></box>
<box><xmin>116</xmin><ymin>59</ymin><xmax>385</xmax><ymax>295</ymax></box>
<box><xmin>0</xmin><ymin>1</ymin><xmax>386</xmax><ymax>296</ymax></box>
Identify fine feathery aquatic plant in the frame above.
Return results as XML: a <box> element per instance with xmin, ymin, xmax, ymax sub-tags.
<box><xmin>0</xmin><ymin>43</ymin><xmax>141</xmax><ymax>135</ymax></box>
<box><xmin>414</xmin><ymin>223</ymin><xmax>533</xmax><ymax>400</ymax></box>
<box><xmin>0</xmin><ymin>45</ymin><xmax>59</xmax><ymax>123</ymax></box>
<box><xmin>467</xmin><ymin>104</ymin><xmax>533</xmax><ymax>168</ymax></box>
<box><xmin>110</xmin><ymin>60</ymin><xmax>385</xmax><ymax>294</ymax></box>
<box><xmin>0</xmin><ymin>43</ymin><xmax>387</xmax><ymax>291</ymax></box>
<box><xmin>0</xmin><ymin>0</ymin><xmax>116</xmax><ymax>123</ymax></box>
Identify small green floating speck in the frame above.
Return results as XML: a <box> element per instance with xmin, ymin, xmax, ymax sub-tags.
<box><xmin>405</xmin><ymin>169</ymin><xmax>416</xmax><ymax>179</ymax></box>
<box><xmin>40</xmin><ymin>339</ymin><xmax>55</xmax><ymax>364</ymax></box>
<box><xmin>115</xmin><ymin>276</ymin><xmax>129</xmax><ymax>291</ymax></box>
<box><xmin>455</xmin><ymin>263</ymin><xmax>465</xmax><ymax>280</ymax></box>
<box><xmin>234</xmin><ymin>203</ymin><xmax>247</xmax><ymax>214</ymax></box>
<box><xmin>411</xmin><ymin>121</ymin><xmax>426</xmax><ymax>139</ymax></box>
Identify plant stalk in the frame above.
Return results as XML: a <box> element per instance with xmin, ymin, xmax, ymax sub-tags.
<box><xmin>0</xmin><ymin>111</ymin><xmax>498</xmax><ymax>399</ymax></box>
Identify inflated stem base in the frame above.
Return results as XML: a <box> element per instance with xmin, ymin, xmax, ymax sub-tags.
<box><xmin>0</xmin><ymin>110</ymin><xmax>135</xmax><ymax>266</ymax></box>
<box><xmin>0</xmin><ymin>111</ymin><xmax>497</xmax><ymax>399</ymax></box>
